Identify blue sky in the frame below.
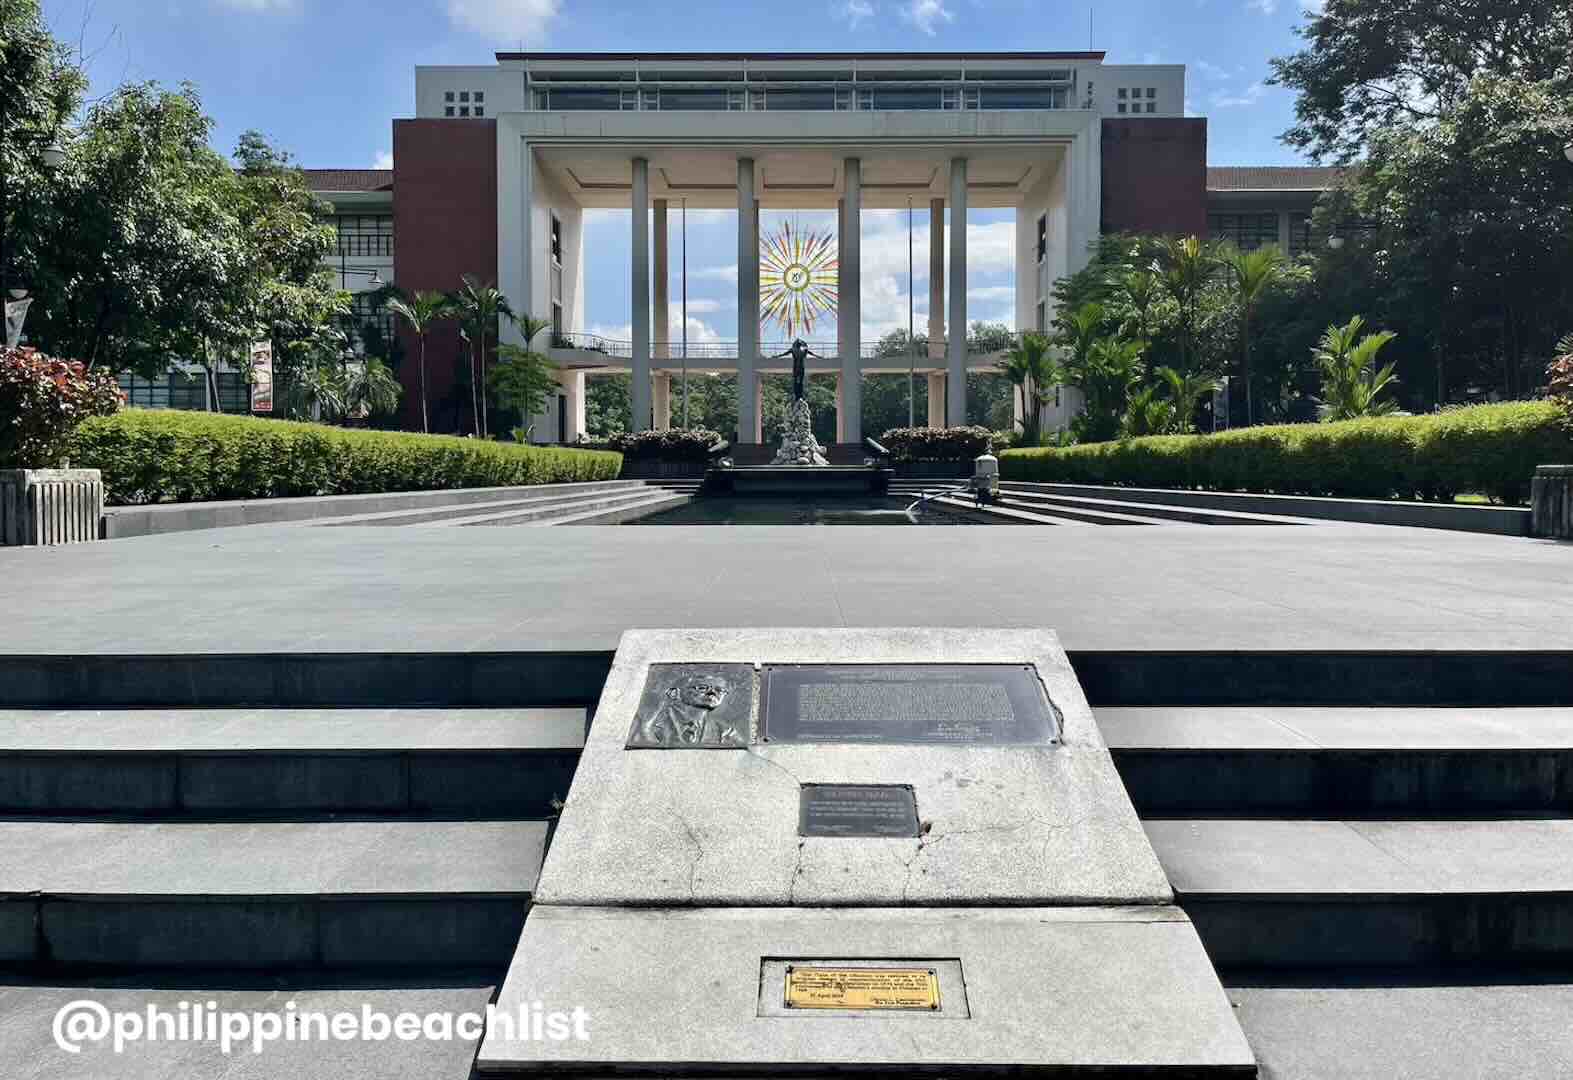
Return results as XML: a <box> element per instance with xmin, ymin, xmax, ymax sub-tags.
<box><xmin>53</xmin><ymin>0</ymin><xmax>1323</xmax><ymax>342</ymax></box>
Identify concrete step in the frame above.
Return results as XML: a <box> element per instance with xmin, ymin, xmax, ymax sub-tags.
<box><xmin>444</xmin><ymin>487</ymin><xmax>682</xmax><ymax>527</ymax></box>
<box><xmin>932</xmin><ymin>494</ymin><xmax>1074</xmax><ymax>525</ymax></box>
<box><xmin>1000</xmin><ymin>486</ymin><xmax>1314</xmax><ymax>526</ymax></box>
<box><xmin>1</xmin><ymin>819</ymin><xmax>546</xmax><ymax>970</ymax></box>
<box><xmin>1146</xmin><ymin>818</ymin><xmax>1573</xmax><ymax>969</ymax></box>
<box><xmin>1102</xmin><ymin>707</ymin><xmax>1573</xmax><ymax>814</ymax></box>
<box><xmin>992</xmin><ymin>492</ymin><xmax>1202</xmax><ymax>526</ymax></box>
<box><xmin>0</xmin><ymin>971</ymin><xmax>497</xmax><ymax>1077</ymax></box>
<box><xmin>533</xmin><ymin>490</ymin><xmax>693</xmax><ymax>526</ymax></box>
<box><xmin>1225</xmin><ymin>972</ymin><xmax>1573</xmax><ymax>1080</ymax></box>
<box><xmin>0</xmin><ymin>708</ymin><xmax>586</xmax><ymax>815</ymax></box>
<box><xmin>319</xmin><ymin>481</ymin><xmax>644</xmax><ymax>527</ymax></box>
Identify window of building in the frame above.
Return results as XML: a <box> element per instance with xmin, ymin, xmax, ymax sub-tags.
<box><xmin>334</xmin><ymin>215</ymin><xmax>395</xmax><ymax>258</ymax></box>
<box><xmin>459</xmin><ymin>106</ymin><xmax>470</xmax><ymax>117</ymax></box>
<box><xmin>1117</xmin><ymin>88</ymin><xmax>1128</xmax><ymax>99</ymax></box>
<box><xmin>552</xmin><ymin>301</ymin><xmax>563</xmax><ymax>336</ymax></box>
<box><xmin>1147</xmin><ymin>88</ymin><xmax>1157</xmax><ymax>98</ymax></box>
<box><xmin>1036</xmin><ymin>215</ymin><xmax>1047</xmax><ymax>263</ymax></box>
<box><xmin>749</xmin><ymin>89</ymin><xmax>766</xmax><ymax>111</ymax></box>
<box><xmin>1117</xmin><ymin>103</ymin><xmax>1127</xmax><ymax>114</ymax></box>
<box><xmin>770</xmin><ymin>89</ymin><xmax>836</xmax><ymax>110</ymax></box>
<box><xmin>444</xmin><ymin>107</ymin><xmax>455</xmax><ymax>117</ymax></box>
<box><xmin>445</xmin><ymin>91</ymin><xmax>455</xmax><ymax>102</ymax></box>
<box><xmin>1146</xmin><ymin>102</ymin><xmax>1156</xmax><ymax>113</ymax></box>
<box><xmin>348</xmin><ymin>292</ymin><xmax>397</xmax><ymax>351</ymax></box>
<box><xmin>475</xmin><ymin>107</ymin><xmax>485</xmax><ymax>117</ymax></box>
<box><xmin>1209</xmin><ymin>212</ymin><xmax>1280</xmax><ymax>252</ymax></box>
<box><xmin>1036</xmin><ymin>301</ymin><xmax>1047</xmax><ymax>333</ymax></box>
<box><xmin>550</xmin><ymin>216</ymin><xmax>563</xmax><ymax>265</ymax></box>
<box><xmin>660</xmin><ymin>88</ymin><xmax>729</xmax><ymax>110</ymax></box>
<box><xmin>460</xmin><ymin>91</ymin><xmax>470</xmax><ymax>103</ymax></box>
<box><xmin>474</xmin><ymin>91</ymin><xmax>484</xmax><ymax>103</ymax></box>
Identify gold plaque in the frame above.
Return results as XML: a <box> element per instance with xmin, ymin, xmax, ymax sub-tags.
<box><xmin>783</xmin><ymin>966</ymin><xmax>941</xmax><ymax>1011</ymax></box>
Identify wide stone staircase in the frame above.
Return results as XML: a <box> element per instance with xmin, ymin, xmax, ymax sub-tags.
<box><xmin>2</xmin><ymin>650</ymin><xmax>1570</xmax><ymax>1077</ymax></box>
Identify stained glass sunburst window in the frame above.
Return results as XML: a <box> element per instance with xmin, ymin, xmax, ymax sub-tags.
<box><xmin>759</xmin><ymin>221</ymin><xmax>838</xmax><ymax>337</ymax></box>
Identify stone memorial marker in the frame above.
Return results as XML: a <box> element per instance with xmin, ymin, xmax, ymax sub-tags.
<box><xmin>479</xmin><ymin>629</ymin><xmax>1254</xmax><ymax>1076</ymax></box>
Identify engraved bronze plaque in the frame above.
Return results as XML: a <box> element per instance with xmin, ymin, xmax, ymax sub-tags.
<box><xmin>783</xmin><ymin>966</ymin><xmax>941</xmax><ymax>1011</ymax></box>
<box><xmin>761</xmin><ymin>664</ymin><xmax>1060</xmax><ymax>745</ymax></box>
<box><xmin>799</xmin><ymin>784</ymin><xmax>919</xmax><ymax>837</ymax></box>
<box><xmin>625</xmin><ymin>664</ymin><xmax>753</xmax><ymax>749</ymax></box>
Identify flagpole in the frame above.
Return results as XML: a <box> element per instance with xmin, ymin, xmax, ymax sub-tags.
<box><xmin>681</xmin><ymin>197</ymin><xmax>689</xmax><ymax>428</ymax></box>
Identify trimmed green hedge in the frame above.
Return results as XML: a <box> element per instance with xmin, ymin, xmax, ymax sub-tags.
<box><xmin>69</xmin><ymin>410</ymin><xmax>624</xmax><ymax>506</ymax></box>
<box><xmin>879</xmin><ymin>426</ymin><xmax>997</xmax><ymax>462</ymax></box>
<box><xmin>998</xmin><ymin>402</ymin><xmax>1573</xmax><ymax>505</ymax></box>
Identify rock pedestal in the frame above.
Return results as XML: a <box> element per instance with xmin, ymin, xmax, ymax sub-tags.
<box><xmin>770</xmin><ymin>398</ymin><xmax>828</xmax><ymax>466</ymax></box>
<box><xmin>1531</xmin><ymin>466</ymin><xmax>1572</xmax><ymax>540</ymax></box>
<box><xmin>0</xmin><ymin>469</ymin><xmax>103</xmax><ymax>547</ymax></box>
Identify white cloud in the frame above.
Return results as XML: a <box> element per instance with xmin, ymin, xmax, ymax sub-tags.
<box><xmin>1193</xmin><ymin>60</ymin><xmax>1229</xmax><ymax>81</ymax></box>
<box><xmin>903</xmin><ymin>0</ymin><xmax>952</xmax><ymax>35</ymax></box>
<box><xmin>1211</xmin><ymin>82</ymin><xmax>1267</xmax><ymax>108</ymax></box>
<box><xmin>833</xmin><ymin>0</ymin><xmax>875</xmax><ymax>27</ymax></box>
<box><xmin>968</xmin><ymin>286</ymin><xmax>1016</xmax><ymax>305</ymax></box>
<box><xmin>373</xmin><ymin>150</ymin><xmax>393</xmax><ymax>170</ymax></box>
<box><xmin>586</xmin><ymin>318</ymin><xmax>722</xmax><ymax>346</ymax></box>
<box><xmin>446</xmin><ymin>0</ymin><xmax>559</xmax><ymax>41</ymax></box>
<box><xmin>692</xmin><ymin>265</ymin><xmax>739</xmax><ymax>285</ymax></box>
<box><xmin>1246</xmin><ymin>0</ymin><xmax>1277</xmax><ymax>12</ymax></box>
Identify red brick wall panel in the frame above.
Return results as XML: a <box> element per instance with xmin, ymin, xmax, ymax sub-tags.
<box><xmin>1100</xmin><ymin>118</ymin><xmax>1209</xmax><ymax>238</ymax></box>
<box><xmin>392</xmin><ymin>119</ymin><xmax>498</xmax><ymax>432</ymax></box>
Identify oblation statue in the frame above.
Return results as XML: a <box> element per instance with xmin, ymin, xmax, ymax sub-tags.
<box><xmin>769</xmin><ymin>339</ymin><xmax>829</xmax><ymax>467</ymax></box>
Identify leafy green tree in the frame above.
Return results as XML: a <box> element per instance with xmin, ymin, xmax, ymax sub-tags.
<box><xmin>1269</xmin><ymin>0</ymin><xmax>1571</xmax><ymax>162</ymax></box>
<box><xmin>1120</xmin><ymin>384</ymin><xmax>1176</xmax><ymax>438</ymax></box>
<box><xmin>1314</xmin><ymin>316</ymin><xmax>1400</xmax><ymax>420</ymax></box>
<box><xmin>489</xmin><ymin>343</ymin><xmax>558</xmax><ymax>439</ymax></box>
<box><xmin>385</xmin><ymin>291</ymin><xmax>449</xmax><ymax>433</ymax></box>
<box><xmin>1153</xmin><ymin>366</ymin><xmax>1219</xmax><ymax>435</ymax></box>
<box><xmin>1154</xmin><ymin>236</ymin><xmax>1221</xmax><ymax>379</ymax></box>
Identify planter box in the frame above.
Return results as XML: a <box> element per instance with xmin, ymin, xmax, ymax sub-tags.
<box><xmin>1532</xmin><ymin>465</ymin><xmax>1573</xmax><ymax>539</ymax></box>
<box><xmin>1</xmin><ymin>469</ymin><xmax>104</xmax><ymax>547</ymax></box>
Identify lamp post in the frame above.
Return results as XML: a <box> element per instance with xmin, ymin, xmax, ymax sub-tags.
<box><xmin>0</xmin><ymin>119</ymin><xmax>68</xmax><ymax>330</ymax></box>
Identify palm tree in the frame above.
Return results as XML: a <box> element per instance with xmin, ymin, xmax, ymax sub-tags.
<box><xmin>1153</xmin><ymin>366</ymin><xmax>1219</xmax><ymax>435</ymax></box>
<box><xmin>1154</xmin><ymin>236</ymin><xmax>1218</xmax><ymax>378</ymax></box>
<box><xmin>450</xmin><ymin>276</ymin><xmax>516</xmax><ymax>438</ymax></box>
<box><xmin>1115</xmin><ymin>269</ymin><xmax>1161</xmax><ymax>344</ymax></box>
<box><xmin>1313</xmin><ymin>316</ymin><xmax>1400</xmax><ymax>421</ymax></box>
<box><xmin>997</xmin><ymin>331</ymin><xmax>1059</xmax><ymax>445</ymax></box>
<box><xmin>343</xmin><ymin>356</ymin><xmax>404</xmax><ymax>420</ymax></box>
<box><xmin>1120</xmin><ymin>384</ymin><xmax>1176</xmax><ymax>438</ymax></box>
<box><xmin>385</xmin><ymin>291</ymin><xmax>450</xmax><ymax>434</ymax></box>
<box><xmin>1067</xmin><ymin>334</ymin><xmax>1147</xmax><ymax>443</ymax></box>
<box><xmin>1223</xmin><ymin>244</ymin><xmax>1289</xmax><ymax>427</ymax></box>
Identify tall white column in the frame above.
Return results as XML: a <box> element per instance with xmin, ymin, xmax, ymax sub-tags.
<box><xmin>653</xmin><ymin>200</ymin><xmax>669</xmax><ymax>361</ymax></box>
<box><xmin>928</xmin><ymin>197</ymin><xmax>945</xmax><ymax>362</ymax></box>
<box><xmin>737</xmin><ymin>158</ymin><xmax>759</xmax><ymax>444</ymax></box>
<box><xmin>557</xmin><ymin>369</ymin><xmax>586</xmax><ymax>443</ymax></box>
<box><xmin>653</xmin><ymin>373</ymin><xmax>671</xmax><ymax>431</ymax></box>
<box><xmin>631</xmin><ymin>157</ymin><xmax>651</xmax><ymax>432</ymax></box>
<box><xmin>927</xmin><ymin>373</ymin><xmax>947</xmax><ymax>429</ymax></box>
<box><xmin>947</xmin><ymin>158</ymin><xmax>968</xmax><ymax>428</ymax></box>
<box><xmin>838</xmin><ymin>158</ymin><xmax>862</xmax><ymax>445</ymax></box>
<box><xmin>834</xmin><ymin>374</ymin><xmax>845</xmax><ymax>443</ymax></box>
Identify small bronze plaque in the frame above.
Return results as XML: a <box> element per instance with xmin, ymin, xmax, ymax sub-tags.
<box><xmin>625</xmin><ymin>664</ymin><xmax>753</xmax><ymax>749</ymax></box>
<box><xmin>799</xmin><ymin>784</ymin><xmax>919</xmax><ymax>837</ymax></box>
<box><xmin>762</xmin><ymin>664</ymin><xmax>1060</xmax><ymax>745</ymax></box>
<box><xmin>783</xmin><ymin>966</ymin><xmax>941</xmax><ymax>1011</ymax></box>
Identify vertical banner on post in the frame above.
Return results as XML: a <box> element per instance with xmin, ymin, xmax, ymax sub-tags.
<box><xmin>250</xmin><ymin>341</ymin><xmax>274</xmax><ymax>414</ymax></box>
<box><xmin>4</xmin><ymin>298</ymin><xmax>34</xmax><ymax>349</ymax></box>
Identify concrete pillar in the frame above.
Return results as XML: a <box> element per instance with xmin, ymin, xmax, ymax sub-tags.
<box><xmin>928</xmin><ymin>198</ymin><xmax>945</xmax><ymax>362</ymax></box>
<box><xmin>631</xmin><ymin>158</ymin><xmax>651</xmax><ymax>432</ymax></box>
<box><xmin>947</xmin><ymin>158</ymin><xmax>968</xmax><ymax>428</ymax></box>
<box><xmin>653</xmin><ymin>200</ymin><xmax>669</xmax><ymax>360</ymax></box>
<box><xmin>834</xmin><ymin>374</ymin><xmax>845</xmax><ymax>443</ymax></box>
<box><xmin>753</xmin><ymin>374</ymin><xmax>765</xmax><ymax>444</ymax></box>
<box><xmin>558</xmin><ymin>369</ymin><xmax>586</xmax><ymax>443</ymax></box>
<box><xmin>838</xmin><ymin>158</ymin><xmax>863</xmax><ymax>444</ymax></box>
<box><xmin>737</xmin><ymin>158</ymin><xmax>759</xmax><ymax>444</ymax></box>
<box><xmin>653</xmin><ymin>373</ymin><xmax>671</xmax><ymax>431</ymax></box>
<box><xmin>927</xmin><ymin>372</ymin><xmax>947</xmax><ymax>429</ymax></box>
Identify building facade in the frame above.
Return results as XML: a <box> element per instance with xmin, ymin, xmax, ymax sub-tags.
<box><xmin>351</xmin><ymin>53</ymin><xmax>1336</xmax><ymax>442</ymax></box>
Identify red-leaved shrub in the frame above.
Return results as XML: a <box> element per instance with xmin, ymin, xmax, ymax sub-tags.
<box><xmin>0</xmin><ymin>347</ymin><xmax>124</xmax><ymax>468</ymax></box>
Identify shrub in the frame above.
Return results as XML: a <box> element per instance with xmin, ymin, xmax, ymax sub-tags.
<box><xmin>608</xmin><ymin>428</ymin><xmax>723</xmax><ymax>461</ymax></box>
<box><xmin>0</xmin><ymin>347</ymin><xmax>123</xmax><ymax>468</ymax></box>
<box><xmin>880</xmin><ymin>426</ymin><xmax>996</xmax><ymax>462</ymax></box>
<box><xmin>998</xmin><ymin>402</ymin><xmax>1573</xmax><ymax>505</ymax></box>
<box><xmin>68</xmin><ymin>409</ymin><xmax>623</xmax><ymax>506</ymax></box>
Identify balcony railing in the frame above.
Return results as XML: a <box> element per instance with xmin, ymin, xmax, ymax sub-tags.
<box><xmin>550</xmin><ymin>332</ymin><xmax>1024</xmax><ymax>361</ymax></box>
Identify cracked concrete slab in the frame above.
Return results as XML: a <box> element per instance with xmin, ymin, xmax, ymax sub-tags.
<box><xmin>534</xmin><ymin>629</ymin><xmax>1171</xmax><ymax>907</ymax></box>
